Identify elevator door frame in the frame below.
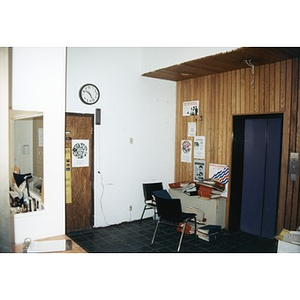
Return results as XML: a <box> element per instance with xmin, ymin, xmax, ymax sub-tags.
<box><xmin>229</xmin><ymin>113</ymin><xmax>283</xmax><ymax>236</ymax></box>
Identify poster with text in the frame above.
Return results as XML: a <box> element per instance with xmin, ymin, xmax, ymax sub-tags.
<box><xmin>188</xmin><ymin>122</ymin><xmax>196</xmax><ymax>137</ymax></box>
<box><xmin>194</xmin><ymin>160</ymin><xmax>205</xmax><ymax>182</ymax></box>
<box><xmin>181</xmin><ymin>140</ymin><xmax>192</xmax><ymax>163</ymax></box>
<box><xmin>194</xmin><ymin>136</ymin><xmax>205</xmax><ymax>159</ymax></box>
<box><xmin>183</xmin><ymin>100</ymin><xmax>199</xmax><ymax>116</ymax></box>
<box><xmin>72</xmin><ymin>139</ymin><xmax>89</xmax><ymax>168</ymax></box>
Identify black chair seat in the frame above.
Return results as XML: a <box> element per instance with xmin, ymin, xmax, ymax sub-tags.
<box><xmin>151</xmin><ymin>191</ymin><xmax>197</xmax><ymax>252</ymax></box>
<box><xmin>163</xmin><ymin>212</ymin><xmax>196</xmax><ymax>223</ymax></box>
<box><xmin>179</xmin><ymin>212</ymin><xmax>197</xmax><ymax>221</ymax></box>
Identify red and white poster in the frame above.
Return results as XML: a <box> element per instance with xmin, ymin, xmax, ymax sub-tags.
<box><xmin>181</xmin><ymin>140</ymin><xmax>192</xmax><ymax>163</ymax></box>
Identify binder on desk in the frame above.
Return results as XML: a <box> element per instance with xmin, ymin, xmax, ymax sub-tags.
<box><xmin>198</xmin><ymin>184</ymin><xmax>222</xmax><ymax>199</ymax></box>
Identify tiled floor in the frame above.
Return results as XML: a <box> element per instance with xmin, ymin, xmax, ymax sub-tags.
<box><xmin>67</xmin><ymin>218</ymin><xmax>278</xmax><ymax>253</ymax></box>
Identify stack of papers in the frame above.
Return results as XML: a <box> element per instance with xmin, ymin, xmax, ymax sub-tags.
<box><xmin>276</xmin><ymin>229</ymin><xmax>300</xmax><ymax>245</ymax></box>
<box><xmin>24</xmin><ymin>239</ymin><xmax>72</xmax><ymax>252</ymax></box>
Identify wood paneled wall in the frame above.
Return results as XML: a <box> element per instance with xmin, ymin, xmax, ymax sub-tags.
<box><xmin>175</xmin><ymin>59</ymin><xmax>300</xmax><ymax>232</ymax></box>
<box><xmin>33</xmin><ymin>116</ymin><xmax>43</xmax><ymax>179</ymax></box>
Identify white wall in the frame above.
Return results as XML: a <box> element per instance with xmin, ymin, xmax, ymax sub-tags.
<box><xmin>0</xmin><ymin>48</ymin><xmax>12</xmax><ymax>251</ymax></box>
<box><xmin>141</xmin><ymin>47</ymin><xmax>237</xmax><ymax>74</ymax></box>
<box><xmin>11</xmin><ymin>47</ymin><xmax>66</xmax><ymax>243</ymax></box>
<box><xmin>66</xmin><ymin>47</ymin><xmax>176</xmax><ymax>226</ymax></box>
<box><xmin>8</xmin><ymin>46</ymin><xmax>235</xmax><ymax>243</ymax></box>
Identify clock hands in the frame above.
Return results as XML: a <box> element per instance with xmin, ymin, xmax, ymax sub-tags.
<box><xmin>84</xmin><ymin>90</ymin><xmax>93</xmax><ymax>99</ymax></box>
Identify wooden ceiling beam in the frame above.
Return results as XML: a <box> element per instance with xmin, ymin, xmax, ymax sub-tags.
<box><xmin>142</xmin><ymin>47</ymin><xmax>300</xmax><ymax>81</ymax></box>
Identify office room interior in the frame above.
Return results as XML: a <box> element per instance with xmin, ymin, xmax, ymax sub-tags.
<box><xmin>1</xmin><ymin>46</ymin><xmax>300</xmax><ymax>254</ymax></box>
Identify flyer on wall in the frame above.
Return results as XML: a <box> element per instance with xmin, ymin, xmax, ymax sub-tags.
<box><xmin>181</xmin><ymin>140</ymin><xmax>192</xmax><ymax>163</ymax></box>
<box><xmin>72</xmin><ymin>139</ymin><xmax>89</xmax><ymax>168</ymax></box>
<box><xmin>194</xmin><ymin>160</ymin><xmax>205</xmax><ymax>182</ymax></box>
<box><xmin>183</xmin><ymin>100</ymin><xmax>199</xmax><ymax>116</ymax></box>
<box><xmin>188</xmin><ymin>122</ymin><xmax>196</xmax><ymax>137</ymax></box>
<box><xmin>194</xmin><ymin>136</ymin><xmax>205</xmax><ymax>159</ymax></box>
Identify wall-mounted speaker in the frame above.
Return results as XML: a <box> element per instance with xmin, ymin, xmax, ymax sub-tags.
<box><xmin>95</xmin><ymin>108</ymin><xmax>101</xmax><ymax>125</ymax></box>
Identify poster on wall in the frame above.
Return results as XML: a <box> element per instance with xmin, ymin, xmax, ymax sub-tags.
<box><xmin>72</xmin><ymin>139</ymin><xmax>89</xmax><ymax>168</ymax></box>
<box><xmin>194</xmin><ymin>136</ymin><xmax>205</xmax><ymax>159</ymax></box>
<box><xmin>194</xmin><ymin>160</ymin><xmax>205</xmax><ymax>182</ymax></box>
<box><xmin>181</xmin><ymin>140</ymin><xmax>192</xmax><ymax>163</ymax></box>
<box><xmin>188</xmin><ymin>122</ymin><xmax>196</xmax><ymax>137</ymax></box>
<box><xmin>209</xmin><ymin>163</ymin><xmax>230</xmax><ymax>197</ymax></box>
<box><xmin>183</xmin><ymin>100</ymin><xmax>199</xmax><ymax>116</ymax></box>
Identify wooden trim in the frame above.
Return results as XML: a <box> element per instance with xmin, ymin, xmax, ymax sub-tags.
<box><xmin>290</xmin><ymin>59</ymin><xmax>300</xmax><ymax>229</ymax></box>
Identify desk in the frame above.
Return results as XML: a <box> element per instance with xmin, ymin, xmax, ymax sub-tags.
<box><xmin>169</xmin><ymin>189</ymin><xmax>226</xmax><ymax>228</ymax></box>
<box><xmin>12</xmin><ymin>235</ymin><xmax>86</xmax><ymax>253</ymax></box>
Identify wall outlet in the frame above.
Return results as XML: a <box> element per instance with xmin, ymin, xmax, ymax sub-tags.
<box><xmin>129</xmin><ymin>205</ymin><xmax>132</xmax><ymax>211</ymax></box>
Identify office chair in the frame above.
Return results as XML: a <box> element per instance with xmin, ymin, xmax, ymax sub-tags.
<box><xmin>140</xmin><ymin>182</ymin><xmax>164</xmax><ymax>220</ymax></box>
<box><xmin>151</xmin><ymin>190</ymin><xmax>197</xmax><ymax>252</ymax></box>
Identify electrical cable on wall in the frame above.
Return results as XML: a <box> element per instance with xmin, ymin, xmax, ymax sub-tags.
<box><xmin>244</xmin><ymin>59</ymin><xmax>255</xmax><ymax>86</ymax></box>
<box><xmin>98</xmin><ymin>171</ymin><xmax>110</xmax><ymax>226</ymax></box>
<box><xmin>129</xmin><ymin>209</ymin><xmax>132</xmax><ymax>222</ymax></box>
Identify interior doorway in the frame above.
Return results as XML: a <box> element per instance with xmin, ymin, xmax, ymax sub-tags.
<box><xmin>65</xmin><ymin>113</ymin><xmax>94</xmax><ymax>232</ymax></box>
<box><xmin>229</xmin><ymin>114</ymin><xmax>283</xmax><ymax>239</ymax></box>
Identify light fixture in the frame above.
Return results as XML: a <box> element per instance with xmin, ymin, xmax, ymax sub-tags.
<box><xmin>180</xmin><ymin>72</ymin><xmax>194</xmax><ymax>77</ymax></box>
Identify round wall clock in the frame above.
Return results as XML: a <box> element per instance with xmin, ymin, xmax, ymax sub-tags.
<box><xmin>79</xmin><ymin>83</ymin><xmax>100</xmax><ymax>105</ymax></box>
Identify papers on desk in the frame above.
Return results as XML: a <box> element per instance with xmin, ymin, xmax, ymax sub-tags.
<box><xmin>24</xmin><ymin>239</ymin><xmax>72</xmax><ymax>253</ymax></box>
<box><xmin>276</xmin><ymin>229</ymin><xmax>300</xmax><ymax>253</ymax></box>
<box><xmin>181</xmin><ymin>182</ymin><xmax>198</xmax><ymax>195</ymax></box>
<box><xmin>276</xmin><ymin>229</ymin><xmax>300</xmax><ymax>245</ymax></box>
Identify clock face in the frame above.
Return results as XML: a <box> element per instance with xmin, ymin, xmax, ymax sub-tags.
<box><xmin>79</xmin><ymin>84</ymin><xmax>100</xmax><ymax>105</ymax></box>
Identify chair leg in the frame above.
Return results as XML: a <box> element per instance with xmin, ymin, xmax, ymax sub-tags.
<box><xmin>140</xmin><ymin>205</ymin><xmax>147</xmax><ymax>220</ymax></box>
<box><xmin>151</xmin><ymin>220</ymin><xmax>160</xmax><ymax>244</ymax></box>
<box><xmin>194</xmin><ymin>217</ymin><xmax>197</xmax><ymax>238</ymax></box>
<box><xmin>177</xmin><ymin>222</ymin><xmax>187</xmax><ymax>252</ymax></box>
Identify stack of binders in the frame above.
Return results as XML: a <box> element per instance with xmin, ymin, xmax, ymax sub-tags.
<box><xmin>197</xmin><ymin>179</ymin><xmax>225</xmax><ymax>199</ymax></box>
<box><xmin>197</xmin><ymin>225</ymin><xmax>222</xmax><ymax>242</ymax></box>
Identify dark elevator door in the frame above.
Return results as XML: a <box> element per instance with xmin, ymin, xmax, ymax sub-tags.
<box><xmin>240</xmin><ymin>116</ymin><xmax>282</xmax><ymax>238</ymax></box>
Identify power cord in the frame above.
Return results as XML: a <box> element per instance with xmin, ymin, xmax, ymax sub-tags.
<box><xmin>98</xmin><ymin>171</ymin><xmax>110</xmax><ymax>226</ymax></box>
<box><xmin>244</xmin><ymin>59</ymin><xmax>255</xmax><ymax>86</ymax></box>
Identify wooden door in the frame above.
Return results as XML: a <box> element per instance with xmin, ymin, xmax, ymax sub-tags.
<box><xmin>65</xmin><ymin>113</ymin><xmax>94</xmax><ymax>231</ymax></box>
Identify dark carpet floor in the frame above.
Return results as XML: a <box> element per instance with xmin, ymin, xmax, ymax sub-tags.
<box><xmin>67</xmin><ymin>218</ymin><xmax>278</xmax><ymax>253</ymax></box>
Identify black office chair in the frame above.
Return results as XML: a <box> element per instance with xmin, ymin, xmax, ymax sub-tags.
<box><xmin>151</xmin><ymin>191</ymin><xmax>197</xmax><ymax>252</ymax></box>
<box><xmin>140</xmin><ymin>182</ymin><xmax>164</xmax><ymax>220</ymax></box>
